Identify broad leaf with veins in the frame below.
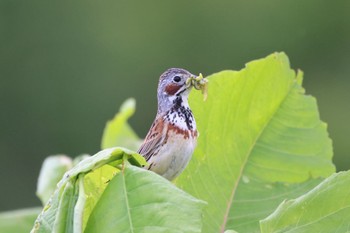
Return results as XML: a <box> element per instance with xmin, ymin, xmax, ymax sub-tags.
<box><xmin>175</xmin><ymin>53</ymin><xmax>335</xmax><ymax>233</ymax></box>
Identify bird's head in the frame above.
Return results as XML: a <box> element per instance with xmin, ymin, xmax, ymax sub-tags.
<box><xmin>158</xmin><ymin>68</ymin><xmax>195</xmax><ymax>97</ymax></box>
<box><xmin>157</xmin><ymin>68</ymin><xmax>196</xmax><ymax>113</ymax></box>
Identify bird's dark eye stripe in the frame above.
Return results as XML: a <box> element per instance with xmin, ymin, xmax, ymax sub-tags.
<box><xmin>173</xmin><ymin>76</ymin><xmax>181</xmax><ymax>82</ymax></box>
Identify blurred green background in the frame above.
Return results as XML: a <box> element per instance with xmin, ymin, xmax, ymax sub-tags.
<box><xmin>1</xmin><ymin>0</ymin><xmax>349</xmax><ymax>211</ymax></box>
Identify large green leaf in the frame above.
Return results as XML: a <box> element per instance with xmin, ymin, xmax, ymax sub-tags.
<box><xmin>175</xmin><ymin>53</ymin><xmax>335</xmax><ymax>232</ymax></box>
<box><xmin>260</xmin><ymin>171</ymin><xmax>350</xmax><ymax>232</ymax></box>
<box><xmin>85</xmin><ymin>165</ymin><xmax>206</xmax><ymax>233</ymax></box>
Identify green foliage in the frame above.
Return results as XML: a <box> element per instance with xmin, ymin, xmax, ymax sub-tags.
<box><xmin>175</xmin><ymin>52</ymin><xmax>335</xmax><ymax>232</ymax></box>
<box><xmin>30</xmin><ymin>148</ymin><xmax>204</xmax><ymax>233</ymax></box>
<box><xmin>2</xmin><ymin>52</ymin><xmax>349</xmax><ymax>233</ymax></box>
<box><xmin>260</xmin><ymin>171</ymin><xmax>350</xmax><ymax>232</ymax></box>
<box><xmin>85</xmin><ymin>166</ymin><xmax>205</xmax><ymax>233</ymax></box>
<box><xmin>2</xmin><ymin>1</ymin><xmax>349</xmax><ymax>217</ymax></box>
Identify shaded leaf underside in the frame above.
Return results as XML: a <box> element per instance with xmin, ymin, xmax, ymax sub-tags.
<box><xmin>261</xmin><ymin>171</ymin><xmax>350</xmax><ymax>232</ymax></box>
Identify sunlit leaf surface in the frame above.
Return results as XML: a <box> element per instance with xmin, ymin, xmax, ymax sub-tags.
<box><xmin>85</xmin><ymin>166</ymin><xmax>206</xmax><ymax>233</ymax></box>
<box><xmin>175</xmin><ymin>53</ymin><xmax>335</xmax><ymax>232</ymax></box>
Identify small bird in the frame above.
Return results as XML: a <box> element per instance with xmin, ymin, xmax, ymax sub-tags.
<box><xmin>138</xmin><ymin>68</ymin><xmax>199</xmax><ymax>180</ymax></box>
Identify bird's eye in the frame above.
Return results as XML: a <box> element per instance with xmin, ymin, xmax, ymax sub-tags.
<box><xmin>173</xmin><ymin>76</ymin><xmax>181</xmax><ymax>82</ymax></box>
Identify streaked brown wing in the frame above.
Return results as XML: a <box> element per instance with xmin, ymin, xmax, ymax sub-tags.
<box><xmin>138</xmin><ymin>117</ymin><xmax>168</xmax><ymax>161</ymax></box>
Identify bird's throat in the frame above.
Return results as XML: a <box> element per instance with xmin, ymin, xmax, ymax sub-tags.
<box><xmin>164</xmin><ymin>96</ymin><xmax>196</xmax><ymax>131</ymax></box>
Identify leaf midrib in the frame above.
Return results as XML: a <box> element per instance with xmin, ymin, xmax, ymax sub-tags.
<box><xmin>220</xmin><ymin>77</ymin><xmax>296</xmax><ymax>232</ymax></box>
<box><xmin>121</xmin><ymin>170</ymin><xmax>134</xmax><ymax>233</ymax></box>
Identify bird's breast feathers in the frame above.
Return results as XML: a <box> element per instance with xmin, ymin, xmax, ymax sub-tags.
<box><xmin>146</xmin><ymin>122</ymin><xmax>197</xmax><ymax>180</ymax></box>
